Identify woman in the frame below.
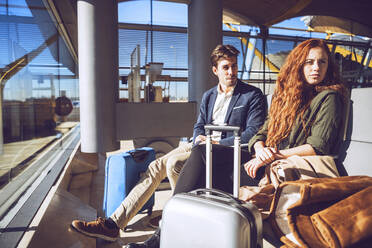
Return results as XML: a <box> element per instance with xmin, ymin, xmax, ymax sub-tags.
<box><xmin>125</xmin><ymin>38</ymin><xmax>348</xmax><ymax>248</ymax></box>
<box><xmin>244</xmin><ymin>38</ymin><xmax>348</xmax><ymax>179</ymax></box>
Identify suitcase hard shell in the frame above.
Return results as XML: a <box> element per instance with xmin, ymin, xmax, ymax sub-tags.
<box><xmin>160</xmin><ymin>189</ymin><xmax>262</xmax><ymax>248</ymax></box>
<box><xmin>160</xmin><ymin>125</ymin><xmax>263</xmax><ymax>248</ymax></box>
<box><xmin>103</xmin><ymin>147</ymin><xmax>155</xmax><ymax>217</ymax></box>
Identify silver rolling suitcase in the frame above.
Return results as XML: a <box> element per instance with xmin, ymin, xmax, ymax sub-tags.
<box><xmin>160</xmin><ymin>125</ymin><xmax>263</xmax><ymax>248</ymax></box>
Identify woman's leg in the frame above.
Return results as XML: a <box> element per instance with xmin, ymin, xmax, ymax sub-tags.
<box><xmin>173</xmin><ymin>144</ymin><xmax>252</xmax><ymax>195</ymax></box>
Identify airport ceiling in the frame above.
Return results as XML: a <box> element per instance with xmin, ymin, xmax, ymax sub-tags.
<box><xmin>50</xmin><ymin>0</ymin><xmax>372</xmax><ymax>60</ymax></box>
<box><xmin>220</xmin><ymin>0</ymin><xmax>372</xmax><ymax>37</ymax></box>
<box><xmin>121</xmin><ymin>0</ymin><xmax>372</xmax><ymax>37</ymax></box>
<box><xmin>220</xmin><ymin>0</ymin><xmax>371</xmax><ymax>28</ymax></box>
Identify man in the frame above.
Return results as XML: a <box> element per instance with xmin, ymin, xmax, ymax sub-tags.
<box><xmin>71</xmin><ymin>44</ymin><xmax>266</xmax><ymax>243</ymax></box>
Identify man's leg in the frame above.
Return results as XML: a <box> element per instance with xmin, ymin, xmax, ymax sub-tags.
<box><xmin>165</xmin><ymin>143</ymin><xmax>192</xmax><ymax>191</ymax></box>
<box><xmin>71</xmin><ymin>143</ymin><xmax>191</xmax><ymax>241</ymax></box>
<box><xmin>110</xmin><ymin>143</ymin><xmax>192</xmax><ymax>228</ymax></box>
<box><xmin>124</xmin><ymin>144</ymin><xmax>251</xmax><ymax>248</ymax></box>
<box><xmin>173</xmin><ymin>144</ymin><xmax>252</xmax><ymax>195</ymax></box>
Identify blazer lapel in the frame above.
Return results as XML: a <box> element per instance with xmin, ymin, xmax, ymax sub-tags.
<box><xmin>224</xmin><ymin>82</ymin><xmax>241</xmax><ymax>123</ymax></box>
<box><xmin>207</xmin><ymin>89</ymin><xmax>218</xmax><ymax>124</ymax></box>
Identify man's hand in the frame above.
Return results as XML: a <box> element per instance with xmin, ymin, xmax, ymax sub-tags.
<box><xmin>194</xmin><ymin>135</ymin><xmax>219</xmax><ymax>145</ymax></box>
<box><xmin>243</xmin><ymin>158</ymin><xmax>266</xmax><ymax>178</ymax></box>
<box><xmin>194</xmin><ymin>135</ymin><xmax>206</xmax><ymax>144</ymax></box>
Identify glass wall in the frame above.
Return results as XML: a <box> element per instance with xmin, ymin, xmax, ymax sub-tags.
<box><xmin>118</xmin><ymin>0</ymin><xmax>188</xmax><ymax>102</ymax></box>
<box><xmin>118</xmin><ymin>28</ymin><xmax>372</xmax><ymax>100</ymax></box>
<box><xmin>0</xmin><ymin>0</ymin><xmax>78</xmax><ymax>187</ymax></box>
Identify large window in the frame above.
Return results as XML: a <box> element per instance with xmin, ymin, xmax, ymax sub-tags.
<box><xmin>118</xmin><ymin>28</ymin><xmax>188</xmax><ymax>101</ymax></box>
<box><xmin>118</xmin><ymin>1</ymin><xmax>372</xmax><ymax>99</ymax></box>
<box><xmin>119</xmin><ymin>0</ymin><xmax>187</xmax><ymax>27</ymax></box>
<box><xmin>0</xmin><ymin>0</ymin><xmax>78</xmax><ymax>188</ymax></box>
<box><xmin>118</xmin><ymin>0</ymin><xmax>189</xmax><ymax>101</ymax></box>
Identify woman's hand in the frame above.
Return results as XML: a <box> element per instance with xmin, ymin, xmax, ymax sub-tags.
<box><xmin>243</xmin><ymin>158</ymin><xmax>266</xmax><ymax>178</ymax></box>
<box><xmin>255</xmin><ymin>146</ymin><xmax>277</xmax><ymax>165</ymax></box>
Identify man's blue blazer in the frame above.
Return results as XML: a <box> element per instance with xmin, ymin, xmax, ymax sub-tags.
<box><xmin>193</xmin><ymin>80</ymin><xmax>266</xmax><ymax>146</ymax></box>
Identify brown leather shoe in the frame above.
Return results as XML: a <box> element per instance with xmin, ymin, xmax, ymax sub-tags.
<box><xmin>71</xmin><ymin>217</ymin><xmax>119</xmax><ymax>242</ymax></box>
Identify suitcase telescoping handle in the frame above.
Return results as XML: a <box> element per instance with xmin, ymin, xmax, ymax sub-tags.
<box><xmin>193</xmin><ymin>188</ymin><xmax>242</xmax><ymax>205</ymax></box>
<box><xmin>204</xmin><ymin>125</ymin><xmax>241</xmax><ymax>198</ymax></box>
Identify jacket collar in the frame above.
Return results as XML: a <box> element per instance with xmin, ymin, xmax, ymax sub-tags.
<box><xmin>207</xmin><ymin>89</ymin><xmax>218</xmax><ymax>124</ymax></box>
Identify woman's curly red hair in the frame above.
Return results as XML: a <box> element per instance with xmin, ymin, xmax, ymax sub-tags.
<box><xmin>265</xmin><ymin>38</ymin><xmax>348</xmax><ymax>148</ymax></box>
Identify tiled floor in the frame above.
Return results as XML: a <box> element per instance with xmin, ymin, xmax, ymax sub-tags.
<box><xmin>27</xmin><ymin>189</ymin><xmax>97</xmax><ymax>248</ymax></box>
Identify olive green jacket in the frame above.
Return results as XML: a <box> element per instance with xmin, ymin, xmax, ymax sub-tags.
<box><xmin>248</xmin><ymin>90</ymin><xmax>345</xmax><ymax>156</ymax></box>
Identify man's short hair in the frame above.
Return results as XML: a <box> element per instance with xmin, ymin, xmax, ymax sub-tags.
<box><xmin>210</xmin><ymin>44</ymin><xmax>240</xmax><ymax>67</ymax></box>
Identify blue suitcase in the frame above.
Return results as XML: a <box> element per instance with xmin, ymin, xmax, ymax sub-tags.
<box><xmin>103</xmin><ymin>147</ymin><xmax>155</xmax><ymax>217</ymax></box>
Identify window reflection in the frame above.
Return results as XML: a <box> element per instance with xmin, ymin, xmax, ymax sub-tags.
<box><xmin>0</xmin><ymin>0</ymin><xmax>78</xmax><ymax>188</ymax></box>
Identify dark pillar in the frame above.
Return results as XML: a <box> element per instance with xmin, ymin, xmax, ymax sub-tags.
<box><xmin>188</xmin><ymin>0</ymin><xmax>222</xmax><ymax>115</ymax></box>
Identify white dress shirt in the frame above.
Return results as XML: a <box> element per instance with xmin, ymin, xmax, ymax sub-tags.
<box><xmin>211</xmin><ymin>84</ymin><xmax>235</xmax><ymax>142</ymax></box>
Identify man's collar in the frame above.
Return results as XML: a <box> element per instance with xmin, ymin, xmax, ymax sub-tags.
<box><xmin>217</xmin><ymin>81</ymin><xmax>238</xmax><ymax>95</ymax></box>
